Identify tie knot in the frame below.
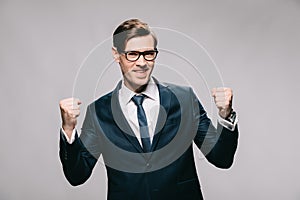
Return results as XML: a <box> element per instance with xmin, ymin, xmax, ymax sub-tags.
<box><xmin>132</xmin><ymin>95</ymin><xmax>145</xmax><ymax>106</ymax></box>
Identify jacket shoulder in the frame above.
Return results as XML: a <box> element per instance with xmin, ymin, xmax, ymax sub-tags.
<box><xmin>88</xmin><ymin>91</ymin><xmax>113</xmax><ymax>109</ymax></box>
<box><xmin>96</xmin><ymin>91</ymin><xmax>113</xmax><ymax>101</ymax></box>
<box><xmin>161</xmin><ymin>82</ymin><xmax>193</xmax><ymax>96</ymax></box>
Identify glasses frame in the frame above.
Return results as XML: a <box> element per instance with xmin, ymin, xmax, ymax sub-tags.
<box><xmin>120</xmin><ymin>49</ymin><xmax>159</xmax><ymax>62</ymax></box>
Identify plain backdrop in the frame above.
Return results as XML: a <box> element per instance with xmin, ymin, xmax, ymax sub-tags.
<box><xmin>1</xmin><ymin>0</ymin><xmax>299</xmax><ymax>199</ymax></box>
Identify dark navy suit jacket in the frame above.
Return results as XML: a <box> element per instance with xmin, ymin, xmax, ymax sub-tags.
<box><xmin>59</xmin><ymin>79</ymin><xmax>239</xmax><ymax>200</ymax></box>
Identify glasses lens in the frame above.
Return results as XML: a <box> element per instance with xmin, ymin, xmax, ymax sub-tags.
<box><xmin>124</xmin><ymin>50</ymin><xmax>158</xmax><ymax>61</ymax></box>
<box><xmin>126</xmin><ymin>52</ymin><xmax>139</xmax><ymax>61</ymax></box>
<box><xmin>144</xmin><ymin>51</ymin><xmax>157</xmax><ymax>61</ymax></box>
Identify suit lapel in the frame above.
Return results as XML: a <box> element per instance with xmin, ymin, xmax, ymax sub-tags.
<box><xmin>110</xmin><ymin>81</ymin><xmax>144</xmax><ymax>153</ymax></box>
<box><xmin>150</xmin><ymin>80</ymin><xmax>172</xmax><ymax>152</ymax></box>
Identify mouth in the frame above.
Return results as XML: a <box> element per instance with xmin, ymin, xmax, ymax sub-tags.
<box><xmin>133</xmin><ymin>68</ymin><xmax>149</xmax><ymax>73</ymax></box>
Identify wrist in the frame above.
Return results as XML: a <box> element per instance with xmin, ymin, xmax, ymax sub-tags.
<box><xmin>225</xmin><ymin>110</ymin><xmax>236</xmax><ymax>123</ymax></box>
<box><xmin>219</xmin><ymin>108</ymin><xmax>232</xmax><ymax>119</ymax></box>
<box><xmin>62</xmin><ymin>124</ymin><xmax>75</xmax><ymax>132</ymax></box>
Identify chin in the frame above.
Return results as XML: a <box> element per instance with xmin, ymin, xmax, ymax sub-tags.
<box><xmin>135</xmin><ymin>80</ymin><xmax>148</xmax><ymax>87</ymax></box>
<box><xmin>133</xmin><ymin>77</ymin><xmax>150</xmax><ymax>88</ymax></box>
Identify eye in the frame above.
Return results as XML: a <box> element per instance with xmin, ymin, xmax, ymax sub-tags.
<box><xmin>144</xmin><ymin>51</ymin><xmax>156</xmax><ymax>56</ymax></box>
<box><xmin>127</xmin><ymin>52</ymin><xmax>139</xmax><ymax>57</ymax></box>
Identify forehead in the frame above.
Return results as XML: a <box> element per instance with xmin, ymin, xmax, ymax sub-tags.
<box><xmin>125</xmin><ymin>35</ymin><xmax>155</xmax><ymax>51</ymax></box>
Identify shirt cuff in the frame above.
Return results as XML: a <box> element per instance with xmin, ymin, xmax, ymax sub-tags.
<box><xmin>217</xmin><ymin>113</ymin><xmax>238</xmax><ymax>131</ymax></box>
<box><xmin>61</xmin><ymin>127</ymin><xmax>76</xmax><ymax>144</ymax></box>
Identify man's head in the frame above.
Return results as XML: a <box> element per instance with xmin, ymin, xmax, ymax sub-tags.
<box><xmin>112</xmin><ymin>19</ymin><xmax>158</xmax><ymax>53</ymax></box>
<box><xmin>112</xmin><ymin>19</ymin><xmax>158</xmax><ymax>92</ymax></box>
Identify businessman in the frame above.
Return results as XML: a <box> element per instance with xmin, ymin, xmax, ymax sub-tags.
<box><xmin>59</xmin><ymin>19</ymin><xmax>239</xmax><ymax>200</ymax></box>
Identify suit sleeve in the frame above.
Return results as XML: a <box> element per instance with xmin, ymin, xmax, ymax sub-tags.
<box><xmin>59</xmin><ymin>104</ymin><xmax>101</xmax><ymax>186</ymax></box>
<box><xmin>191</xmin><ymin>88</ymin><xmax>239</xmax><ymax>169</ymax></box>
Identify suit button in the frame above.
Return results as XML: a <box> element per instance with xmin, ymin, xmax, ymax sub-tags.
<box><xmin>146</xmin><ymin>163</ymin><xmax>152</xmax><ymax>168</ymax></box>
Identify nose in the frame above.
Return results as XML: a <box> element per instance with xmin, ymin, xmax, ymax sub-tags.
<box><xmin>135</xmin><ymin>55</ymin><xmax>147</xmax><ymax>66</ymax></box>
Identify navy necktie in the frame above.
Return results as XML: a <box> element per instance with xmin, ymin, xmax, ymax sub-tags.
<box><xmin>131</xmin><ymin>95</ymin><xmax>151</xmax><ymax>152</ymax></box>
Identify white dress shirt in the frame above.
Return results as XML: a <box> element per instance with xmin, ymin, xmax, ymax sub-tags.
<box><xmin>119</xmin><ymin>78</ymin><xmax>160</xmax><ymax>146</ymax></box>
<box><xmin>62</xmin><ymin>78</ymin><xmax>237</xmax><ymax>144</ymax></box>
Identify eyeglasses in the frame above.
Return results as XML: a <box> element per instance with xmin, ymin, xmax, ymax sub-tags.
<box><xmin>121</xmin><ymin>49</ymin><xmax>159</xmax><ymax>62</ymax></box>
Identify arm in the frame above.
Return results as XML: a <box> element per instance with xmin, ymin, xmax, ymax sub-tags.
<box><xmin>192</xmin><ymin>89</ymin><xmax>239</xmax><ymax>169</ymax></box>
<box><xmin>59</xmin><ymin>99</ymin><xmax>101</xmax><ymax>186</ymax></box>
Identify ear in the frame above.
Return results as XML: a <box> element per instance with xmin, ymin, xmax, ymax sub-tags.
<box><xmin>112</xmin><ymin>47</ymin><xmax>120</xmax><ymax>63</ymax></box>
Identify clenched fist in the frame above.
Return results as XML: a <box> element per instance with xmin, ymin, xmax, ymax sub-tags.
<box><xmin>212</xmin><ymin>87</ymin><xmax>233</xmax><ymax>119</ymax></box>
<box><xmin>59</xmin><ymin>98</ymin><xmax>81</xmax><ymax>138</ymax></box>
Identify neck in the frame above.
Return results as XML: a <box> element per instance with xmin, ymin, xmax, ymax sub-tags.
<box><xmin>123</xmin><ymin>79</ymin><xmax>150</xmax><ymax>93</ymax></box>
<box><xmin>134</xmin><ymin>84</ymin><xmax>148</xmax><ymax>93</ymax></box>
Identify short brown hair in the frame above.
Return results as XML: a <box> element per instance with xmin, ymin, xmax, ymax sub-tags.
<box><xmin>113</xmin><ymin>19</ymin><xmax>158</xmax><ymax>52</ymax></box>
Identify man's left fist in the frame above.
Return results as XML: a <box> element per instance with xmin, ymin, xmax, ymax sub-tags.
<box><xmin>212</xmin><ymin>87</ymin><xmax>233</xmax><ymax>119</ymax></box>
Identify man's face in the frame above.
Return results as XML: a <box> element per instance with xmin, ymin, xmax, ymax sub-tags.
<box><xmin>113</xmin><ymin>34</ymin><xmax>156</xmax><ymax>92</ymax></box>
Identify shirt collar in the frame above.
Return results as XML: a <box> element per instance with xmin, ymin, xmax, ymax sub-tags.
<box><xmin>119</xmin><ymin>77</ymin><xmax>158</xmax><ymax>105</ymax></box>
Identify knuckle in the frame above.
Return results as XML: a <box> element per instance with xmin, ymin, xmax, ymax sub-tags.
<box><xmin>67</xmin><ymin>110</ymin><xmax>74</xmax><ymax>116</ymax></box>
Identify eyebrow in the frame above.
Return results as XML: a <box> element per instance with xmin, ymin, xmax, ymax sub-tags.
<box><xmin>123</xmin><ymin>49</ymin><xmax>157</xmax><ymax>53</ymax></box>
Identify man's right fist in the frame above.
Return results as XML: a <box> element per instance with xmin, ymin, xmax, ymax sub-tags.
<box><xmin>59</xmin><ymin>98</ymin><xmax>81</xmax><ymax>137</ymax></box>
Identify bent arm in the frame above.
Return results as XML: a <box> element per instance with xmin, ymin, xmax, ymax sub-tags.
<box><xmin>206</xmin><ymin>123</ymin><xmax>238</xmax><ymax>168</ymax></box>
<box><xmin>192</xmin><ymin>91</ymin><xmax>239</xmax><ymax>169</ymax></box>
<box><xmin>59</xmin><ymin>105</ymin><xmax>101</xmax><ymax>186</ymax></box>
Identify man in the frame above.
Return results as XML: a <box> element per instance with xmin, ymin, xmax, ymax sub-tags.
<box><xmin>59</xmin><ymin>19</ymin><xmax>238</xmax><ymax>200</ymax></box>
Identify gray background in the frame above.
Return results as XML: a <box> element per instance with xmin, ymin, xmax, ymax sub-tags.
<box><xmin>1</xmin><ymin>0</ymin><xmax>299</xmax><ymax>199</ymax></box>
